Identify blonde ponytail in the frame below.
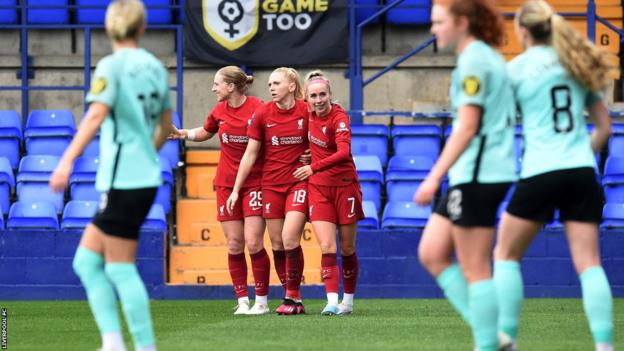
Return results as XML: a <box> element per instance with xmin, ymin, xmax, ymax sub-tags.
<box><xmin>517</xmin><ymin>0</ymin><xmax>618</xmax><ymax>91</ymax></box>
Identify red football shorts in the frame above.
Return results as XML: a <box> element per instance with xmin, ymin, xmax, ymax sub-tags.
<box><xmin>262</xmin><ymin>181</ymin><xmax>308</xmax><ymax>219</ymax></box>
<box><xmin>309</xmin><ymin>182</ymin><xmax>365</xmax><ymax>225</ymax></box>
<box><xmin>216</xmin><ymin>186</ymin><xmax>263</xmax><ymax>222</ymax></box>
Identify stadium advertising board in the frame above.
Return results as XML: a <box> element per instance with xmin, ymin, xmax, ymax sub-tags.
<box><xmin>184</xmin><ymin>0</ymin><xmax>348</xmax><ymax>65</ymax></box>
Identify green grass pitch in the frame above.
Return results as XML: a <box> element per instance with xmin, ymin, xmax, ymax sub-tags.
<box><xmin>1</xmin><ymin>299</ymin><xmax>623</xmax><ymax>350</ymax></box>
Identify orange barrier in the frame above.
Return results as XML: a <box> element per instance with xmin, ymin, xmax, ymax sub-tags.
<box><xmin>185</xmin><ymin>150</ymin><xmax>220</xmax><ymax>199</ymax></box>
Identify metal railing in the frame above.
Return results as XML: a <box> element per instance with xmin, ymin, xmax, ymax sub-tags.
<box><xmin>0</xmin><ymin>1</ymin><xmax>184</xmax><ymax>125</ymax></box>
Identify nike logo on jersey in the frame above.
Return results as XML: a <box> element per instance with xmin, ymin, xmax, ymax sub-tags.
<box><xmin>219</xmin><ymin>121</ymin><xmax>226</xmax><ymax>125</ymax></box>
<box><xmin>251</xmin><ymin>206</ymin><xmax>262</xmax><ymax>211</ymax></box>
<box><xmin>348</xmin><ymin>213</ymin><xmax>356</xmax><ymax>218</ymax></box>
<box><xmin>266</xmin><ymin>123</ymin><xmax>277</xmax><ymax>128</ymax></box>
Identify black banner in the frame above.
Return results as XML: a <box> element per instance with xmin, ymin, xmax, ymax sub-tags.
<box><xmin>184</xmin><ymin>0</ymin><xmax>348</xmax><ymax>66</ymax></box>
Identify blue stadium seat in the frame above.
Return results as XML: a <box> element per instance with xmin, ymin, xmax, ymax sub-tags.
<box><xmin>602</xmin><ymin>203</ymin><xmax>624</xmax><ymax>229</ymax></box>
<box><xmin>386</xmin><ymin>0</ymin><xmax>431</xmax><ymax>25</ymax></box>
<box><xmin>83</xmin><ymin>136</ymin><xmax>100</xmax><ymax>157</ymax></box>
<box><xmin>61</xmin><ymin>201</ymin><xmax>98</xmax><ymax>230</ymax></box>
<box><xmin>159</xmin><ymin>111</ymin><xmax>181</xmax><ymax>169</ymax></box>
<box><xmin>351</xmin><ymin>124</ymin><xmax>389</xmax><ymax>166</ymax></box>
<box><xmin>354</xmin><ymin>0</ymin><xmax>380</xmax><ymax>24</ymax></box>
<box><xmin>381</xmin><ymin>201</ymin><xmax>431</xmax><ymax>229</ymax></box>
<box><xmin>609</xmin><ymin>123</ymin><xmax>624</xmax><ymax>157</ymax></box>
<box><xmin>0</xmin><ymin>205</ymin><xmax>3</xmax><ymax>229</ymax></box>
<box><xmin>7</xmin><ymin>201</ymin><xmax>59</xmax><ymax>230</ymax></box>
<box><xmin>0</xmin><ymin>0</ymin><xmax>17</xmax><ymax>25</ymax></box>
<box><xmin>69</xmin><ymin>156</ymin><xmax>100</xmax><ymax>201</ymax></box>
<box><xmin>141</xmin><ymin>204</ymin><xmax>167</xmax><ymax>231</ymax></box>
<box><xmin>385</xmin><ymin>155</ymin><xmax>433</xmax><ymax>202</ymax></box>
<box><xmin>0</xmin><ymin>110</ymin><xmax>22</xmax><ymax>169</ymax></box>
<box><xmin>603</xmin><ymin>156</ymin><xmax>624</xmax><ymax>203</ymax></box>
<box><xmin>391</xmin><ymin>125</ymin><xmax>441</xmax><ymax>159</ymax></box>
<box><xmin>28</xmin><ymin>0</ymin><xmax>69</xmax><ymax>24</ymax></box>
<box><xmin>24</xmin><ymin>110</ymin><xmax>75</xmax><ymax>156</ymax></box>
<box><xmin>358</xmin><ymin>201</ymin><xmax>378</xmax><ymax>230</ymax></box>
<box><xmin>17</xmin><ymin>155</ymin><xmax>64</xmax><ymax>213</ymax></box>
<box><xmin>77</xmin><ymin>0</ymin><xmax>172</xmax><ymax>24</ymax></box>
<box><xmin>0</xmin><ymin>157</ymin><xmax>14</xmax><ymax>216</ymax></box>
<box><xmin>155</xmin><ymin>157</ymin><xmax>173</xmax><ymax>214</ymax></box>
<box><xmin>354</xmin><ymin>155</ymin><xmax>383</xmax><ymax>210</ymax></box>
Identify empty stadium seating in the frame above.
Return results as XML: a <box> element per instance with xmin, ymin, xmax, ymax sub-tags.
<box><xmin>142</xmin><ymin>204</ymin><xmax>168</xmax><ymax>232</ymax></box>
<box><xmin>603</xmin><ymin>156</ymin><xmax>624</xmax><ymax>203</ymax></box>
<box><xmin>16</xmin><ymin>155</ymin><xmax>64</xmax><ymax>214</ymax></box>
<box><xmin>61</xmin><ymin>200</ymin><xmax>98</xmax><ymax>230</ymax></box>
<box><xmin>28</xmin><ymin>0</ymin><xmax>69</xmax><ymax>24</ymax></box>
<box><xmin>382</xmin><ymin>201</ymin><xmax>431</xmax><ymax>229</ymax></box>
<box><xmin>354</xmin><ymin>0</ymin><xmax>380</xmax><ymax>24</ymax></box>
<box><xmin>386</xmin><ymin>155</ymin><xmax>433</xmax><ymax>202</ymax></box>
<box><xmin>0</xmin><ymin>157</ymin><xmax>14</xmax><ymax>216</ymax></box>
<box><xmin>0</xmin><ymin>110</ymin><xmax>22</xmax><ymax>169</ymax></box>
<box><xmin>155</xmin><ymin>157</ymin><xmax>173</xmax><ymax>214</ymax></box>
<box><xmin>24</xmin><ymin>110</ymin><xmax>75</xmax><ymax>156</ymax></box>
<box><xmin>76</xmin><ymin>0</ymin><xmax>173</xmax><ymax>24</ymax></box>
<box><xmin>69</xmin><ymin>156</ymin><xmax>99</xmax><ymax>201</ymax></box>
<box><xmin>609</xmin><ymin>123</ymin><xmax>624</xmax><ymax>157</ymax></box>
<box><xmin>602</xmin><ymin>203</ymin><xmax>624</xmax><ymax>228</ymax></box>
<box><xmin>359</xmin><ymin>200</ymin><xmax>379</xmax><ymax>229</ymax></box>
<box><xmin>386</xmin><ymin>0</ymin><xmax>431</xmax><ymax>25</ymax></box>
<box><xmin>391</xmin><ymin>125</ymin><xmax>441</xmax><ymax>159</ymax></box>
<box><xmin>0</xmin><ymin>0</ymin><xmax>17</xmax><ymax>24</ymax></box>
<box><xmin>351</xmin><ymin>124</ymin><xmax>389</xmax><ymax>166</ymax></box>
<box><xmin>8</xmin><ymin>201</ymin><xmax>59</xmax><ymax>230</ymax></box>
<box><xmin>354</xmin><ymin>155</ymin><xmax>384</xmax><ymax>210</ymax></box>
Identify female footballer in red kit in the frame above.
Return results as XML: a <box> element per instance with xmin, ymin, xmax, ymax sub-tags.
<box><xmin>169</xmin><ymin>66</ymin><xmax>271</xmax><ymax>315</ymax></box>
<box><xmin>228</xmin><ymin>67</ymin><xmax>310</xmax><ymax>315</ymax></box>
<box><xmin>294</xmin><ymin>71</ymin><xmax>364</xmax><ymax>315</ymax></box>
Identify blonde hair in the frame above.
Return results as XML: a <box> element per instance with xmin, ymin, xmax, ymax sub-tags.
<box><xmin>272</xmin><ymin>67</ymin><xmax>304</xmax><ymax>100</ymax></box>
<box><xmin>105</xmin><ymin>0</ymin><xmax>146</xmax><ymax>41</ymax></box>
<box><xmin>217</xmin><ymin>66</ymin><xmax>253</xmax><ymax>94</ymax></box>
<box><xmin>517</xmin><ymin>0</ymin><xmax>617</xmax><ymax>91</ymax></box>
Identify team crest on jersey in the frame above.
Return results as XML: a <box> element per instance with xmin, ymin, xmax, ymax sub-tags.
<box><xmin>221</xmin><ymin>132</ymin><xmax>229</xmax><ymax>144</ymax></box>
<box><xmin>462</xmin><ymin>76</ymin><xmax>481</xmax><ymax>96</ymax></box>
<box><xmin>202</xmin><ymin>0</ymin><xmax>259</xmax><ymax>51</ymax></box>
<box><xmin>298</xmin><ymin>118</ymin><xmax>304</xmax><ymax>129</ymax></box>
<box><xmin>219</xmin><ymin>205</ymin><xmax>225</xmax><ymax>216</ymax></box>
<box><xmin>90</xmin><ymin>77</ymin><xmax>107</xmax><ymax>95</ymax></box>
<box><xmin>265</xmin><ymin>203</ymin><xmax>271</xmax><ymax>213</ymax></box>
<box><xmin>322</xmin><ymin>126</ymin><xmax>327</xmax><ymax>135</ymax></box>
<box><xmin>247</xmin><ymin>113</ymin><xmax>255</xmax><ymax>128</ymax></box>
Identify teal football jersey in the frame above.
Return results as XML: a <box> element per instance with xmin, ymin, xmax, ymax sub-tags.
<box><xmin>508</xmin><ymin>46</ymin><xmax>600</xmax><ymax>179</ymax></box>
<box><xmin>448</xmin><ymin>40</ymin><xmax>517</xmax><ymax>186</ymax></box>
<box><xmin>86</xmin><ymin>48</ymin><xmax>171</xmax><ymax>191</ymax></box>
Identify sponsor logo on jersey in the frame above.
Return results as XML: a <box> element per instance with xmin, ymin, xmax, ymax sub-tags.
<box><xmin>221</xmin><ymin>132</ymin><xmax>229</xmax><ymax>143</ymax></box>
<box><xmin>462</xmin><ymin>76</ymin><xmax>481</xmax><ymax>96</ymax></box>
<box><xmin>271</xmin><ymin>136</ymin><xmax>279</xmax><ymax>146</ymax></box>
<box><xmin>202</xmin><ymin>0</ymin><xmax>259</xmax><ymax>51</ymax></box>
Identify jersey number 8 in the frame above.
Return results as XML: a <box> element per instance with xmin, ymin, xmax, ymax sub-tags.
<box><xmin>550</xmin><ymin>85</ymin><xmax>574</xmax><ymax>134</ymax></box>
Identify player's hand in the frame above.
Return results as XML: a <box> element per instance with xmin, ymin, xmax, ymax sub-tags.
<box><xmin>49</xmin><ymin>161</ymin><xmax>72</xmax><ymax>193</ymax></box>
<box><xmin>293</xmin><ymin>165</ymin><xmax>313</xmax><ymax>181</ymax></box>
<box><xmin>226</xmin><ymin>191</ymin><xmax>239</xmax><ymax>215</ymax></box>
<box><xmin>414</xmin><ymin>176</ymin><xmax>440</xmax><ymax>206</ymax></box>
<box><xmin>299</xmin><ymin>149</ymin><xmax>311</xmax><ymax>165</ymax></box>
<box><xmin>168</xmin><ymin>124</ymin><xmax>183</xmax><ymax>140</ymax></box>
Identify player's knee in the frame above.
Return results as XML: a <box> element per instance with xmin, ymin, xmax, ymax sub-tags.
<box><xmin>227</xmin><ymin>238</ymin><xmax>245</xmax><ymax>253</ymax></box>
<box><xmin>319</xmin><ymin>242</ymin><xmax>337</xmax><ymax>254</ymax></box>
<box><xmin>245</xmin><ymin>238</ymin><xmax>264</xmax><ymax>254</ymax></box>
<box><xmin>340</xmin><ymin>244</ymin><xmax>355</xmax><ymax>256</ymax></box>
<box><xmin>72</xmin><ymin>248</ymin><xmax>104</xmax><ymax>279</ymax></box>
<box><xmin>282</xmin><ymin>237</ymin><xmax>300</xmax><ymax>250</ymax></box>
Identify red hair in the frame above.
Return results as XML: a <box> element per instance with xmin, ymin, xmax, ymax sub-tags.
<box><xmin>434</xmin><ymin>0</ymin><xmax>505</xmax><ymax>46</ymax></box>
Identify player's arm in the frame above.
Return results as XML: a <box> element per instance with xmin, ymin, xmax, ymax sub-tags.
<box><xmin>414</xmin><ymin>105</ymin><xmax>481</xmax><ymax>205</ymax></box>
<box><xmin>587</xmin><ymin>99</ymin><xmax>612</xmax><ymax>153</ymax></box>
<box><xmin>49</xmin><ymin>102</ymin><xmax>109</xmax><ymax>192</ymax></box>
<box><xmin>226</xmin><ymin>139</ymin><xmax>261</xmax><ymax>214</ymax></box>
<box><xmin>153</xmin><ymin>109</ymin><xmax>173</xmax><ymax>151</ymax></box>
<box><xmin>169</xmin><ymin>126</ymin><xmax>214</xmax><ymax>142</ymax></box>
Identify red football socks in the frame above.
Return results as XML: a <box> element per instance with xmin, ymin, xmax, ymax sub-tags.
<box><xmin>272</xmin><ymin>249</ymin><xmax>287</xmax><ymax>291</ymax></box>
<box><xmin>321</xmin><ymin>253</ymin><xmax>339</xmax><ymax>294</ymax></box>
<box><xmin>285</xmin><ymin>246</ymin><xmax>304</xmax><ymax>300</ymax></box>
<box><xmin>228</xmin><ymin>253</ymin><xmax>248</xmax><ymax>298</ymax></box>
<box><xmin>250</xmin><ymin>248</ymin><xmax>270</xmax><ymax>297</ymax></box>
<box><xmin>341</xmin><ymin>253</ymin><xmax>359</xmax><ymax>294</ymax></box>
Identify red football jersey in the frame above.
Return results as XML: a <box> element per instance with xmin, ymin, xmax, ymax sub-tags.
<box><xmin>247</xmin><ymin>100</ymin><xmax>309</xmax><ymax>186</ymax></box>
<box><xmin>204</xmin><ymin>95</ymin><xmax>264</xmax><ymax>188</ymax></box>
<box><xmin>308</xmin><ymin>104</ymin><xmax>359</xmax><ymax>186</ymax></box>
